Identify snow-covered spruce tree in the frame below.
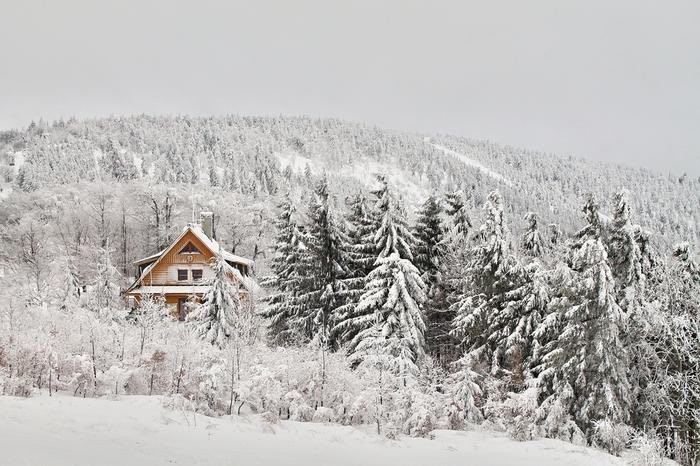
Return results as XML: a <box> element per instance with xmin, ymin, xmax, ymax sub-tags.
<box><xmin>373</xmin><ymin>174</ymin><xmax>414</xmax><ymax>261</ymax></box>
<box><xmin>607</xmin><ymin>190</ymin><xmax>644</xmax><ymax>311</ymax></box>
<box><xmin>537</xmin><ymin>238</ymin><xmax>631</xmax><ymax>440</ymax></box>
<box><xmin>294</xmin><ymin>176</ymin><xmax>352</xmax><ymax>347</ymax></box>
<box><xmin>658</xmin><ymin>242</ymin><xmax>700</xmax><ymax>465</ymax></box>
<box><xmin>433</xmin><ymin>189</ymin><xmax>473</xmax><ymax>366</ymax></box>
<box><xmin>262</xmin><ymin>196</ymin><xmax>308</xmax><ymax>344</ymax></box>
<box><xmin>571</xmin><ymin>193</ymin><xmax>608</xmax><ymax>251</ymax></box>
<box><xmin>605</xmin><ymin>190</ymin><xmax>661</xmax><ymax>438</ymax></box>
<box><xmin>331</xmin><ymin>193</ymin><xmax>377</xmax><ymax>346</ymax></box>
<box><xmin>413</xmin><ymin>195</ymin><xmax>450</xmax><ymax>366</ymax></box>
<box><xmin>444</xmin><ymin>189</ymin><xmax>473</xmax><ymax>243</ymax></box>
<box><xmin>346</xmin><ymin>186</ymin><xmax>427</xmax><ymax>380</ymax></box>
<box><xmin>413</xmin><ymin>194</ymin><xmax>447</xmax><ymax>291</ymax></box>
<box><xmin>548</xmin><ymin>223</ymin><xmax>563</xmax><ymax>246</ymax></box>
<box><xmin>188</xmin><ymin>252</ymin><xmax>241</xmax><ymax>348</ymax></box>
<box><xmin>333</xmin><ymin>175</ymin><xmax>417</xmax><ymax>350</ymax></box>
<box><xmin>451</xmin><ymin>191</ymin><xmax>542</xmax><ymax>385</ymax></box>
<box><xmin>445</xmin><ymin>355</ymin><xmax>484</xmax><ymax>428</ymax></box>
<box><xmin>349</xmin><ymin>252</ymin><xmax>427</xmax><ymax>381</ymax></box>
<box><xmin>522</xmin><ymin>212</ymin><xmax>545</xmax><ymax>257</ymax></box>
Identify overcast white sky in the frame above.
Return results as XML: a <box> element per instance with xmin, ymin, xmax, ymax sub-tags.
<box><xmin>1</xmin><ymin>0</ymin><xmax>698</xmax><ymax>175</ymax></box>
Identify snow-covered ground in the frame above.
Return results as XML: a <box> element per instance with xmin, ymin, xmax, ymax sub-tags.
<box><xmin>0</xmin><ymin>394</ymin><xmax>631</xmax><ymax>466</ymax></box>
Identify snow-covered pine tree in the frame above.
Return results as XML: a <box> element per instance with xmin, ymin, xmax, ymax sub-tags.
<box><xmin>346</xmin><ymin>183</ymin><xmax>427</xmax><ymax>377</ymax></box>
<box><xmin>335</xmin><ymin>176</ymin><xmax>418</xmax><ymax>352</ymax></box>
<box><xmin>445</xmin><ymin>355</ymin><xmax>484</xmax><ymax>428</ymax></box>
<box><xmin>188</xmin><ymin>252</ymin><xmax>241</xmax><ymax>348</ymax></box>
<box><xmin>331</xmin><ymin>193</ymin><xmax>377</xmax><ymax>346</ymax></box>
<box><xmin>604</xmin><ymin>190</ymin><xmax>658</xmax><ymax>437</ymax></box>
<box><xmin>413</xmin><ymin>194</ymin><xmax>451</xmax><ymax>367</ymax></box>
<box><xmin>607</xmin><ymin>190</ymin><xmax>644</xmax><ymax>311</ymax></box>
<box><xmin>433</xmin><ymin>189</ymin><xmax>473</xmax><ymax>366</ymax></box>
<box><xmin>451</xmin><ymin>191</ymin><xmax>531</xmax><ymax>381</ymax></box>
<box><xmin>537</xmin><ymin>237</ymin><xmax>631</xmax><ymax>440</ymax></box>
<box><xmin>572</xmin><ymin>193</ymin><xmax>607</xmax><ymax>248</ymax></box>
<box><xmin>349</xmin><ymin>252</ymin><xmax>427</xmax><ymax>379</ymax></box>
<box><xmin>444</xmin><ymin>189</ymin><xmax>473</xmax><ymax>243</ymax></box>
<box><xmin>660</xmin><ymin>243</ymin><xmax>700</xmax><ymax>465</ymax></box>
<box><xmin>373</xmin><ymin>174</ymin><xmax>414</xmax><ymax>260</ymax></box>
<box><xmin>548</xmin><ymin>223</ymin><xmax>563</xmax><ymax>246</ymax></box>
<box><xmin>262</xmin><ymin>196</ymin><xmax>307</xmax><ymax>344</ymax></box>
<box><xmin>294</xmin><ymin>176</ymin><xmax>352</xmax><ymax>347</ymax></box>
<box><xmin>522</xmin><ymin>212</ymin><xmax>545</xmax><ymax>257</ymax></box>
<box><xmin>413</xmin><ymin>194</ymin><xmax>447</xmax><ymax>291</ymax></box>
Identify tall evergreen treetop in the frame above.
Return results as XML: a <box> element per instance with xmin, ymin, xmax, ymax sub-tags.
<box><xmin>608</xmin><ymin>190</ymin><xmax>644</xmax><ymax>303</ymax></box>
<box><xmin>574</xmin><ymin>194</ymin><xmax>607</xmax><ymax>245</ymax></box>
<box><xmin>413</xmin><ymin>194</ymin><xmax>447</xmax><ymax>291</ymax></box>
<box><xmin>444</xmin><ymin>189</ymin><xmax>472</xmax><ymax>244</ymax></box>
<box><xmin>522</xmin><ymin>212</ymin><xmax>545</xmax><ymax>257</ymax></box>
<box><xmin>262</xmin><ymin>196</ymin><xmax>307</xmax><ymax>344</ymax></box>
<box><xmin>372</xmin><ymin>175</ymin><xmax>414</xmax><ymax>261</ymax></box>
<box><xmin>295</xmin><ymin>176</ymin><xmax>352</xmax><ymax>345</ymax></box>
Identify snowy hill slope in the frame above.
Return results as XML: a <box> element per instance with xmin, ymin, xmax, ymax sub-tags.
<box><xmin>1</xmin><ymin>115</ymin><xmax>697</xmax><ymax>248</ymax></box>
<box><xmin>0</xmin><ymin>394</ymin><xmax>648</xmax><ymax>466</ymax></box>
<box><xmin>427</xmin><ymin>138</ymin><xmax>514</xmax><ymax>187</ymax></box>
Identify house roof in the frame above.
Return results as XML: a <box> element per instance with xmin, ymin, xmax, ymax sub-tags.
<box><xmin>133</xmin><ymin>250</ymin><xmax>164</xmax><ymax>266</ymax></box>
<box><xmin>186</xmin><ymin>224</ymin><xmax>254</xmax><ymax>267</ymax></box>
<box><xmin>126</xmin><ymin>224</ymin><xmax>257</xmax><ymax>294</ymax></box>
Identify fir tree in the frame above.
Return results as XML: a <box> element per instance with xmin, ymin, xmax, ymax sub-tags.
<box><xmin>294</xmin><ymin>177</ymin><xmax>352</xmax><ymax>347</ymax></box>
<box><xmin>262</xmin><ymin>196</ymin><xmax>307</xmax><ymax>344</ymax></box>
<box><xmin>548</xmin><ymin>223</ymin><xmax>563</xmax><ymax>246</ymax></box>
<box><xmin>349</xmin><ymin>252</ymin><xmax>427</xmax><ymax>378</ymax></box>
<box><xmin>189</xmin><ymin>252</ymin><xmax>241</xmax><ymax>348</ymax></box>
<box><xmin>607</xmin><ymin>190</ymin><xmax>643</xmax><ymax>311</ymax></box>
<box><xmin>574</xmin><ymin>193</ymin><xmax>606</xmax><ymax>246</ymax></box>
<box><xmin>451</xmin><ymin>192</ymin><xmax>520</xmax><ymax>373</ymax></box>
<box><xmin>444</xmin><ymin>189</ymin><xmax>472</xmax><ymax>245</ymax></box>
<box><xmin>413</xmin><ymin>194</ymin><xmax>451</xmax><ymax>366</ymax></box>
<box><xmin>413</xmin><ymin>194</ymin><xmax>447</xmax><ymax>291</ymax></box>
<box><xmin>433</xmin><ymin>189</ymin><xmax>473</xmax><ymax>365</ymax></box>
<box><xmin>336</xmin><ymin>177</ymin><xmax>420</xmax><ymax>354</ymax></box>
<box><xmin>331</xmin><ymin>194</ymin><xmax>377</xmax><ymax>346</ymax></box>
<box><xmin>522</xmin><ymin>212</ymin><xmax>545</xmax><ymax>257</ymax></box>
<box><xmin>373</xmin><ymin>174</ymin><xmax>414</xmax><ymax>260</ymax></box>
<box><xmin>537</xmin><ymin>238</ymin><xmax>631</xmax><ymax>439</ymax></box>
<box><xmin>208</xmin><ymin>161</ymin><xmax>219</xmax><ymax>187</ymax></box>
<box><xmin>661</xmin><ymin>242</ymin><xmax>700</xmax><ymax>464</ymax></box>
<box><xmin>345</xmin><ymin>183</ymin><xmax>427</xmax><ymax>375</ymax></box>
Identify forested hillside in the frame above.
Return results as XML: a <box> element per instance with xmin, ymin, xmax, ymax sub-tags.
<box><xmin>1</xmin><ymin>115</ymin><xmax>697</xmax><ymax>262</ymax></box>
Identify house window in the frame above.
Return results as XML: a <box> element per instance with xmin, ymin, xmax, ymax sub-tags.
<box><xmin>192</xmin><ymin>269</ymin><xmax>203</xmax><ymax>281</ymax></box>
<box><xmin>177</xmin><ymin>269</ymin><xmax>188</xmax><ymax>281</ymax></box>
<box><xmin>179</xmin><ymin>242</ymin><xmax>200</xmax><ymax>254</ymax></box>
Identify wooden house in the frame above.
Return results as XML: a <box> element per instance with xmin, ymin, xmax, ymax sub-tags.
<box><xmin>124</xmin><ymin>212</ymin><xmax>256</xmax><ymax>320</ymax></box>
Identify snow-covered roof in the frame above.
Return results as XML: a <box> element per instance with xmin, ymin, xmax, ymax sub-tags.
<box><xmin>186</xmin><ymin>224</ymin><xmax>254</xmax><ymax>267</ymax></box>
<box><xmin>132</xmin><ymin>225</ymin><xmax>254</xmax><ymax>268</ymax></box>
<box><xmin>133</xmin><ymin>250</ymin><xmax>164</xmax><ymax>266</ymax></box>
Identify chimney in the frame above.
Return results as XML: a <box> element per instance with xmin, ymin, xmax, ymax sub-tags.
<box><xmin>200</xmin><ymin>212</ymin><xmax>215</xmax><ymax>240</ymax></box>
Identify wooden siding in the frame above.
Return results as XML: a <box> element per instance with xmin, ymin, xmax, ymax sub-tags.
<box><xmin>140</xmin><ymin>230</ymin><xmax>215</xmax><ymax>286</ymax></box>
